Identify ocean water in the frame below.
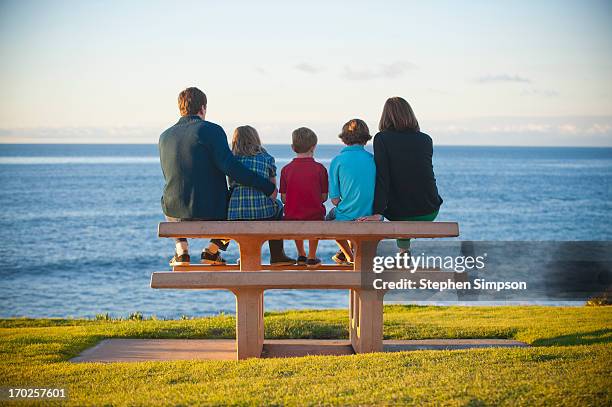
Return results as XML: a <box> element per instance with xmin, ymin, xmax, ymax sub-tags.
<box><xmin>0</xmin><ymin>144</ymin><xmax>610</xmax><ymax>318</ymax></box>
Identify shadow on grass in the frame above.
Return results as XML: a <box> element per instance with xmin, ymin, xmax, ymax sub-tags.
<box><xmin>532</xmin><ymin>329</ymin><xmax>612</xmax><ymax>346</ymax></box>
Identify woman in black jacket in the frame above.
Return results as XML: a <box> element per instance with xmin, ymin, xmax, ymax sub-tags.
<box><xmin>358</xmin><ymin>97</ymin><xmax>443</xmax><ymax>254</ymax></box>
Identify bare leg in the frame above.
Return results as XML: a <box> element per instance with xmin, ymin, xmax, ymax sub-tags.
<box><xmin>336</xmin><ymin>239</ymin><xmax>353</xmax><ymax>262</ymax></box>
<box><xmin>308</xmin><ymin>239</ymin><xmax>319</xmax><ymax>259</ymax></box>
<box><xmin>295</xmin><ymin>240</ymin><xmax>306</xmax><ymax>257</ymax></box>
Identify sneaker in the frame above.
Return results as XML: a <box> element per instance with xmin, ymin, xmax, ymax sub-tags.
<box><xmin>201</xmin><ymin>250</ymin><xmax>227</xmax><ymax>265</ymax></box>
<box><xmin>170</xmin><ymin>252</ymin><xmax>190</xmax><ymax>266</ymax></box>
<box><xmin>332</xmin><ymin>250</ymin><xmax>353</xmax><ymax>265</ymax></box>
<box><xmin>306</xmin><ymin>258</ymin><xmax>322</xmax><ymax>268</ymax></box>
<box><xmin>296</xmin><ymin>256</ymin><xmax>308</xmax><ymax>265</ymax></box>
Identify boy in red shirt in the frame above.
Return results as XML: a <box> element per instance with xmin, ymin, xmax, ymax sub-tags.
<box><xmin>280</xmin><ymin>127</ymin><xmax>328</xmax><ymax>267</ymax></box>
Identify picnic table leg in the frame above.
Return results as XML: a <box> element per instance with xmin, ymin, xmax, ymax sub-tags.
<box><xmin>350</xmin><ymin>239</ymin><xmax>385</xmax><ymax>354</ymax></box>
<box><xmin>352</xmin><ymin>239</ymin><xmax>380</xmax><ymax>272</ymax></box>
<box><xmin>350</xmin><ymin>289</ymin><xmax>385</xmax><ymax>353</ymax></box>
<box><xmin>233</xmin><ymin>288</ymin><xmax>265</xmax><ymax>359</ymax></box>
<box><xmin>235</xmin><ymin>238</ymin><xmax>265</xmax><ymax>271</ymax></box>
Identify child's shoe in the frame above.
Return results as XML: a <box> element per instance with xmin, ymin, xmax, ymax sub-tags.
<box><xmin>297</xmin><ymin>256</ymin><xmax>308</xmax><ymax>265</ymax></box>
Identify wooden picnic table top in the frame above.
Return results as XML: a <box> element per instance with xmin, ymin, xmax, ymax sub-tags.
<box><xmin>158</xmin><ymin>220</ymin><xmax>459</xmax><ymax>240</ymax></box>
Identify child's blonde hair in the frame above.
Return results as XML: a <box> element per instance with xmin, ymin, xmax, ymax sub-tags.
<box><xmin>232</xmin><ymin>125</ymin><xmax>263</xmax><ymax>156</ymax></box>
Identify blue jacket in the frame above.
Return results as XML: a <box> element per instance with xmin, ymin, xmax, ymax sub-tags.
<box><xmin>159</xmin><ymin>116</ymin><xmax>275</xmax><ymax>219</ymax></box>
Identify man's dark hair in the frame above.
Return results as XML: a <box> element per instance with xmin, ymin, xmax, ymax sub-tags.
<box><xmin>178</xmin><ymin>87</ymin><xmax>207</xmax><ymax>116</ymax></box>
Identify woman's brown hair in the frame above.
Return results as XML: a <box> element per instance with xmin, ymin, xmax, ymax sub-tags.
<box><xmin>379</xmin><ymin>97</ymin><xmax>420</xmax><ymax>132</ymax></box>
<box><xmin>232</xmin><ymin>125</ymin><xmax>263</xmax><ymax>156</ymax></box>
<box><xmin>339</xmin><ymin>119</ymin><xmax>372</xmax><ymax>145</ymax></box>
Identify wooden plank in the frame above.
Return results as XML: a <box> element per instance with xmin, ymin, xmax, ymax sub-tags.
<box><xmin>173</xmin><ymin>264</ymin><xmax>241</xmax><ymax>271</ymax></box>
<box><xmin>172</xmin><ymin>264</ymin><xmax>354</xmax><ymax>272</ymax></box>
<box><xmin>158</xmin><ymin>221</ymin><xmax>459</xmax><ymax>240</ymax></box>
<box><xmin>151</xmin><ymin>271</ymin><xmax>362</xmax><ymax>289</ymax></box>
<box><xmin>150</xmin><ymin>269</ymin><xmax>460</xmax><ymax>290</ymax></box>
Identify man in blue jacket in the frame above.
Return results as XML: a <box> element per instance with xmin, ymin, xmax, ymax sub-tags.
<box><xmin>159</xmin><ymin>87</ymin><xmax>277</xmax><ymax>266</ymax></box>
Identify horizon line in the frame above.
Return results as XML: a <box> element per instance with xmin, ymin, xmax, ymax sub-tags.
<box><xmin>0</xmin><ymin>142</ymin><xmax>611</xmax><ymax>149</ymax></box>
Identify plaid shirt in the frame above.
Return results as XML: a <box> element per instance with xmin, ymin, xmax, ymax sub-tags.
<box><xmin>228</xmin><ymin>151</ymin><xmax>279</xmax><ymax>220</ymax></box>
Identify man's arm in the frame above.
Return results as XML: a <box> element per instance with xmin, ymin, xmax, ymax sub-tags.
<box><xmin>203</xmin><ymin>124</ymin><xmax>276</xmax><ymax>197</ymax></box>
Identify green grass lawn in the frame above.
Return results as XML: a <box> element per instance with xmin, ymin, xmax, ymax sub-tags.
<box><xmin>1</xmin><ymin>305</ymin><xmax>611</xmax><ymax>406</ymax></box>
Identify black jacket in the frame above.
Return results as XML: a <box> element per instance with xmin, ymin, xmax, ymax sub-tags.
<box><xmin>159</xmin><ymin>116</ymin><xmax>275</xmax><ymax>219</ymax></box>
<box><xmin>372</xmin><ymin>130</ymin><xmax>443</xmax><ymax>219</ymax></box>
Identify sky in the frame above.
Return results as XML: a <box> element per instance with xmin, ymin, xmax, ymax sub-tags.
<box><xmin>0</xmin><ymin>0</ymin><xmax>611</xmax><ymax>145</ymax></box>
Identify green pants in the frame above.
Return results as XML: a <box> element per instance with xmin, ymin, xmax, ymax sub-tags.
<box><xmin>395</xmin><ymin>210</ymin><xmax>439</xmax><ymax>250</ymax></box>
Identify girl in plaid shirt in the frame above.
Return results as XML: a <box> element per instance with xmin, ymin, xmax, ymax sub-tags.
<box><xmin>228</xmin><ymin>126</ymin><xmax>295</xmax><ymax>265</ymax></box>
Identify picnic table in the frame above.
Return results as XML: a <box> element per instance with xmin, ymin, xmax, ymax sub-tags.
<box><xmin>151</xmin><ymin>220</ymin><xmax>460</xmax><ymax>359</ymax></box>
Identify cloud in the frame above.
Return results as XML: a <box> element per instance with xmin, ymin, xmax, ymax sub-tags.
<box><xmin>427</xmin><ymin>88</ymin><xmax>452</xmax><ymax>95</ymax></box>
<box><xmin>521</xmin><ymin>88</ymin><xmax>559</xmax><ymax>97</ymax></box>
<box><xmin>2</xmin><ymin>117</ymin><xmax>611</xmax><ymax>146</ymax></box>
<box><xmin>475</xmin><ymin>74</ymin><xmax>532</xmax><ymax>84</ymax></box>
<box><xmin>427</xmin><ymin>116</ymin><xmax>612</xmax><ymax>146</ymax></box>
<box><xmin>0</xmin><ymin>126</ymin><xmax>162</xmax><ymax>143</ymax></box>
<box><xmin>294</xmin><ymin>62</ymin><xmax>322</xmax><ymax>74</ymax></box>
<box><xmin>342</xmin><ymin>61</ymin><xmax>416</xmax><ymax>80</ymax></box>
<box><xmin>434</xmin><ymin>121</ymin><xmax>612</xmax><ymax>136</ymax></box>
